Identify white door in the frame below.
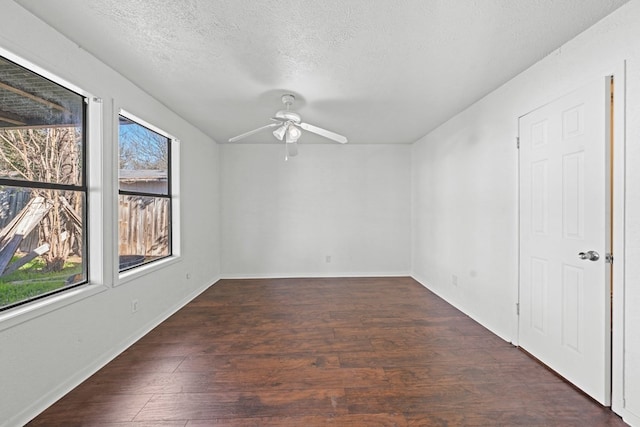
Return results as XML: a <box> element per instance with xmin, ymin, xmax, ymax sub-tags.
<box><xmin>519</xmin><ymin>78</ymin><xmax>611</xmax><ymax>405</ymax></box>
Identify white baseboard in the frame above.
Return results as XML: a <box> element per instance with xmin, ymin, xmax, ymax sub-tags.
<box><xmin>219</xmin><ymin>271</ymin><xmax>411</xmax><ymax>280</ymax></box>
<box><xmin>621</xmin><ymin>408</ymin><xmax>640</xmax><ymax>427</ymax></box>
<box><xmin>411</xmin><ymin>273</ymin><xmax>512</xmax><ymax>344</ymax></box>
<box><xmin>8</xmin><ymin>276</ymin><xmax>217</xmax><ymax>427</ymax></box>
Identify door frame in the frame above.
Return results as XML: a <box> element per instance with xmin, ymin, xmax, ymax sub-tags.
<box><xmin>610</xmin><ymin>63</ymin><xmax>626</xmax><ymax>416</ymax></box>
<box><xmin>515</xmin><ymin>63</ymin><xmax>626</xmax><ymax>413</ymax></box>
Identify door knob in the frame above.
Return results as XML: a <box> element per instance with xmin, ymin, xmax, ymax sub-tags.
<box><xmin>578</xmin><ymin>251</ymin><xmax>600</xmax><ymax>261</ymax></box>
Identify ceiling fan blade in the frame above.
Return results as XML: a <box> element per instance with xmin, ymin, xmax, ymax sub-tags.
<box><xmin>286</xmin><ymin>141</ymin><xmax>298</xmax><ymax>157</ymax></box>
<box><xmin>298</xmin><ymin>122</ymin><xmax>348</xmax><ymax>144</ymax></box>
<box><xmin>228</xmin><ymin>122</ymin><xmax>280</xmax><ymax>142</ymax></box>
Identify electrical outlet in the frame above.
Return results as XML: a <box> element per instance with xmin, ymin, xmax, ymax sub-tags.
<box><xmin>325</xmin><ymin>255</ymin><xmax>332</xmax><ymax>263</ymax></box>
<box><xmin>452</xmin><ymin>275</ymin><xmax>458</xmax><ymax>286</ymax></box>
<box><xmin>186</xmin><ymin>273</ymin><xmax>191</xmax><ymax>279</ymax></box>
<box><xmin>131</xmin><ymin>299</ymin><xmax>139</xmax><ymax>313</ymax></box>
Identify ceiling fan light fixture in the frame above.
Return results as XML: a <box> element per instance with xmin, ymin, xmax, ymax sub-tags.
<box><xmin>273</xmin><ymin>124</ymin><xmax>287</xmax><ymax>141</ymax></box>
<box><xmin>229</xmin><ymin>94</ymin><xmax>348</xmax><ymax>147</ymax></box>
<box><xmin>286</xmin><ymin>123</ymin><xmax>302</xmax><ymax>143</ymax></box>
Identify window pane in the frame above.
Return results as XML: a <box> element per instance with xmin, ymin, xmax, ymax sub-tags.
<box><xmin>0</xmin><ymin>186</ymin><xmax>85</xmax><ymax>309</ymax></box>
<box><xmin>118</xmin><ymin>195</ymin><xmax>170</xmax><ymax>271</ymax></box>
<box><xmin>119</xmin><ymin>116</ymin><xmax>168</xmax><ymax>195</ymax></box>
<box><xmin>0</xmin><ymin>57</ymin><xmax>84</xmax><ymax>186</ymax></box>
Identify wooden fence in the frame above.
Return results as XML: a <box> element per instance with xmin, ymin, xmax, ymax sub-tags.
<box><xmin>118</xmin><ymin>196</ymin><xmax>170</xmax><ymax>256</ymax></box>
<box><xmin>0</xmin><ymin>188</ymin><xmax>39</xmax><ymax>252</ymax></box>
<box><xmin>1</xmin><ymin>188</ymin><xmax>170</xmax><ymax>259</ymax></box>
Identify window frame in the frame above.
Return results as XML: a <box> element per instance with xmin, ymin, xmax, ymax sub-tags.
<box><xmin>0</xmin><ymin>54</ymin><xmax>90</xmax><ymax>312</ymax></box>
<box><xmin>117</xmin><ymin>110</ymin><xmax>175</xmax><ymax>275</ymax></box>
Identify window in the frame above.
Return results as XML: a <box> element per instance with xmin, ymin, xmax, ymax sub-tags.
<box><xmin>118</xmin><ymin>115</ymin><xmax>171</xmax><ymax>272</ymax></box>
<box><xmin>0</xmin><ymin>56</ymin><xmax>86</xmax><ymax>311</ymax></box>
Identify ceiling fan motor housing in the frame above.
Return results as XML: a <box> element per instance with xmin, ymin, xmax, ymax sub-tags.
<box><xmin>228</xmin><ymin>93</ymin><xmax>347</xmax><ymax>144</ymax></box>
<box><xmin>281</xmin><ymin>94</ymin><xmax>295</xmax><ymax>105</ymax></box>
<box><xmin>274</xmin><ymin>110</ymin><xmax>301</xmax><ymax>122</ymax></box>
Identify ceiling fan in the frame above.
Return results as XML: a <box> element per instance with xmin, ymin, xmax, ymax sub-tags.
<box><xmin>228</xmin><ymin>94</ymin><xmax>348</xmax><ymax>159</ymax></box>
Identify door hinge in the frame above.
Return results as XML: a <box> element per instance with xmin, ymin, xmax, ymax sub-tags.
<box><xmin>516</xmin><ymin>137</ymin><xmax>520</xmax><ymax>149</ymax></box>
<box><xmin>606</xmin><ymin>253</ymin><xmax>614</xmax><ymax>264</ymax></box>
<box><xmin>516</xmin><ymin>302</ymin><xmax>520</xmax><ymax>315</ymax></box>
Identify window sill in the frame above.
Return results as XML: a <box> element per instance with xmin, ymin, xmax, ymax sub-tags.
<box><xmin>0</xmin><ymin>283</ymin><xmax>108</xmax><ymax>332</ymax></box>
<box><xmin>117</xmin><ymin>255</ymin><xmax>182</xmax><ymax>287</ymax></box>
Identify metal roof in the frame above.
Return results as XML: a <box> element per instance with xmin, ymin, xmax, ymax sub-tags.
<box><xmin>0</xmin><ymin>56</ymin><xmax>84</xmax><ymax>129</ymax></box>
<box><xmin>119</xmin><ymin>169</ymin><xmax>168</xmax><ymax>182</ymax></box>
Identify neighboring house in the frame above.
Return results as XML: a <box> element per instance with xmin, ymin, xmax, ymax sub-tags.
<box><xmin>118</xmin><ymin>169</ymin><xmax>167</xmax><ymax>194</ymax></box>
<box><xmin>118</xmin><ymin>169</ymin><xmax>169</xmax><ymax>259</ymax></box>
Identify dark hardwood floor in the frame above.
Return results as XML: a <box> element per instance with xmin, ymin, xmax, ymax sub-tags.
<box><xmin>28</xmin><ymin>277</ymin><xmax>626</xmax><ymax>426</ymax></box>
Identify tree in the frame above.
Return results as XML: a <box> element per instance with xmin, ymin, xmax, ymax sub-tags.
<box><xmin>0</xmin><ymin>127</ymin><xmax>82</xmax><ymax>272</ymax></box>
<box><xmin>119</xmin><ymin>122</ymin><xmax>168</xmax><ymax>170</ymax></box>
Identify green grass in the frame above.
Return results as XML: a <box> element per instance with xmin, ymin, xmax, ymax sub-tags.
<box><xmin>0</xmin><ymin>256</ymin><xmax>82</xmax><ymax>308</ymax></box>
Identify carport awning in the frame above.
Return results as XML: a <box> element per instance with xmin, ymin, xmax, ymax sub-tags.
<box><xmin>0</xmin><ymin>56</ymin><xmax>83</xmax><ymax>129</ymax></box>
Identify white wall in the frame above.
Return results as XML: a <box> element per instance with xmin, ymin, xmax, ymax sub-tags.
<box><xmin>0</xmin><ymin>2</ymin><xmax>220</xmax><ymax>426</ymax></box>
<box><xmin>412</xmin><ymin>0</ymin><xmax>640</xmax><ymax>424</ymax></box>
<box><xmin>221</xmin><ymin>143</ymin><xmax>411</xmax><ymax>277</ymax></box>
<box><xmin>4</xmin><ymin>0</ymin><xmax>640</xmax><ymax>425</ymax></box>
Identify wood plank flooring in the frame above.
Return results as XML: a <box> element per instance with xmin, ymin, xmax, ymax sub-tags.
<box><xmin>27</xmin><ymin>277</ymin><xmax>626</xmax><ymax>426</ymax></box>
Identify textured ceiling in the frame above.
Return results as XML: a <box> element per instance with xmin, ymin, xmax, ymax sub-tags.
<box><xmin>15</xmin><ymin>0</ymin><xmax>631</xmax><ymax>144</ymax></box>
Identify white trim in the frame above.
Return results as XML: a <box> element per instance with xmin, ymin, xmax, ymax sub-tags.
<box><xmin>87</xmin><ymin>96</ymin><xmax>109</xmax><ymax>287</ymax></box>
<box><xmin>114</xmin><ymin>109</ymin><xmax>181</xmax><ymax>286</ymax></box>
<box><xmin>611</xmin><ymin>62</ymin><xmax>627</xmax><ymax>416</ymax></box>
<box><xmin>119</xmin><ymin>109</ymin><xmax>176</xmax><ymax>140</ymax></box>
<box><xmin>514</xmin><ymin>65</ymin><xmax>627</xmax><ymax>414</ymax></box>
<box><xmin>0</xmin><ymin>48</ymin><xmax>105</xmax><ymax>326</ymax></box>
<box><xmin>621</xmin><ymin>409</ymin><xmax>640</xmax><ymax>427</ymax></box>
<box><xmin>411</xmin><ymin>274</ymin><xmax>513</xmax><ymax>344</ymax></box>
<box><xmin>515</xmin><ymin>121</ymin><xmax>522</xmax><ymax>346</ymax></box>
<box><xmin>0</xmin><ymin>45</ymin><xmax>89</xmax><ymax>99</ymax></box>
<box><xmin>171</xmin><ymin>138</ymin><xmax>181</xmax><ymax>258</ymax></box>
<box><xmin>118</xmin><ymin>255</ymin><xmax>182</xmax><ymax>286</ymax></box>
<box><xmin>5</xmin><ymin>277</ymin><xmax>216</xmax><ymax>427</ymax></box>
<box><xmin>0</xmin><ymin>284</ymin><xmax>107</xmax><ymax>332</ymax></box>
<box><xmin>220</xmin><ymin>271</ymin><xmax>412</xmax><ymax>280</ymax></box>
